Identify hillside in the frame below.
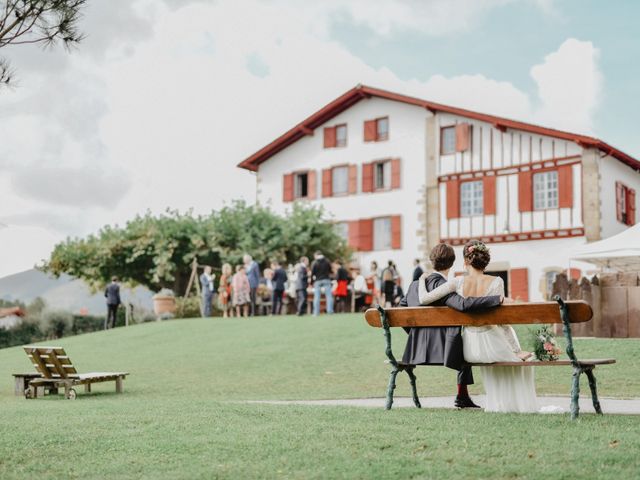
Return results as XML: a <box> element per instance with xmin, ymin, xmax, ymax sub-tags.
<box><xmin>0</xmin><ymin>269</ymin><xmax>154</xmax><ymax>315</ymax></box>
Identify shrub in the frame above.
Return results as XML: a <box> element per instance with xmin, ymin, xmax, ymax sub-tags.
<box><xmin>41</xmin><ymin>310</ymin><xmax>73</xmax><ymax>339</ymax></box>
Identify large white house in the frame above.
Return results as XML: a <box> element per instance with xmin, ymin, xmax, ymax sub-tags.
<box><xmin>238</xmin><ymin>85</ymin><xmax>640</xmax><ymax>301</ymax></box>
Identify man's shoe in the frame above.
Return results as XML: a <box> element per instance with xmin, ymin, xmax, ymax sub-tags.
<box><xmin>455</xmin><ymin>395</ymin><xmax>481</xmax><ymax>409</ymax></box>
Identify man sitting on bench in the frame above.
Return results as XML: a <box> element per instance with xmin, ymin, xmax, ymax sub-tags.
<box><xmin>400</xmin><ymin>243</ymin><xmax>503</xmax><ymax>409</ymax></box>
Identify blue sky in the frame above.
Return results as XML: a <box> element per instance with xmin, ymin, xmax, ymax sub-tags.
<box><xmin>0</xmin><ymin>0</ymin><xmax>638</xmax><ymax>277</ymax></box>
<box><xmin>333</xmin><ymin>0</ymin><xmax>640</xmax><ymax>156</ymax></box>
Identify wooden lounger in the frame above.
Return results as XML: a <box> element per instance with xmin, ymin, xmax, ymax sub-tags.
<box><xmin>22</xmin><ymin>346</ymin><xmax>129</xmax><ymax>400</ymax></box>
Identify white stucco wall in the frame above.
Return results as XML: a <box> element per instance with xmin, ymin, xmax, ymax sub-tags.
<box><xmin>256</xmin><ymin>97</ymin><xmax>430</xmax><ymax>285</ymax></box>
<box><xmin>599</xmin><ymin>155</ymin><xmax>640</xmax><ymax>238</ymax></box>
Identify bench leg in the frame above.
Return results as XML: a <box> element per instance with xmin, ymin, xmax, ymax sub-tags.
<box><xmin>15</xmin><ymin>377</ymin><xmax>25</xmax><ymax>396</ymax></box>
<box><xmin>405</xmin><ymin>367</ymin><xmax>421</xmax><ymax>408</ymax></box>
<box><xmin>386</xmin><ymin>367</ymin><xmax>400</xmax><ymax>410</ymax></box>
<box><xmin>570</xmin><ymin>367</ymin><xmax>581</xmax><ymax>420</ymax></box>
<box><xmin>116</xmin><ymin>377</ymin><xmax>124</xmax><ymax>393</ymax></box>
<box><xmin>84</xmin><ymin>383</ymin><xmax>92</xmax><ymax>393</ymax></box>
<box><xmin>584</xmin><ymin>367</ymin><xmax>603</xmax><ymax>415</ymax></box>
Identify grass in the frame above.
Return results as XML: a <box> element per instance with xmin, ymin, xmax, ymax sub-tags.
<box><xmin>0</xmin><ymin>314</ymin><xmax>639</xmax><ymax>479</ymax></box>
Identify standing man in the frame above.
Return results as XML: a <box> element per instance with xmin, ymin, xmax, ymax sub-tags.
<box><xmin>412</xmin><ymin>258</ymin><xmax>424</xmax><ymax>282</ymax></box>
<box><xmin>244</xmin><ymin>254</ymin><xmax>260</xmax><ymax>316</ymax></box>
<box><xmin>199</xmin><ymin>265</ymin><xmax>215</xmax><ymax>317</ymax></box>
<box><xmin>270</xmin><ymin>261</ymin><xmax>287</xmax><ymax>315</ymax></box>
<box><xmin>311</xmin><ymin>251</ymin><xmax>333</xmax><ymax>316</ymax></box>
<box><xmin>104</xmin><ymin>276</ymin><xmax>121</xmax><ymax>329</ymax></box>
<box><xmin>295</xmin><ymin>256</ymin><xmax>309</xmax><ymax>316</ymax></box>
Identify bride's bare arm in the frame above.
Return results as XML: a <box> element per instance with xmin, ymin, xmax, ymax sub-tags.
<box><xmin>418</xmin><ymin>273</ymin><xmax>456</xmax><ymax>305</ymax></box>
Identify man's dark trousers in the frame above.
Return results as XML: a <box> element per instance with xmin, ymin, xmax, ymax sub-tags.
<box><xmin>296</xmin><ymin>289</ymin><xmax>307</xmax><ymax>315</ymax></box>
<box><xmin>106</xmin><ymin>304</ymin><xmax>118</xmax><ymax>329</ymax></box>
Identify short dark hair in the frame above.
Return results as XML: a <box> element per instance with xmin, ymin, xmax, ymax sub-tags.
<box><xmin>429</xmin><ymin>243</ymin><xmax>456</xmax><ymax>271</ymax></box>
<box><xmin>112</xmin><ymin>276</ymin><xmax>118</xmax><ymax>282</ymax></box>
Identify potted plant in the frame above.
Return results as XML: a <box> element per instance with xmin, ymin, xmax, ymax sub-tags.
<box><xmin>152</xmin><ymin>288</ymin><xmax>177</xmax><ymax>320</ymax></box>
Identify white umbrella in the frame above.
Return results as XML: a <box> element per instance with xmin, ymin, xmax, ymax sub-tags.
<box><xmin>570</xmin><ymin>224</ymin><xmax>640</xmax><ymax>272</ymax></box>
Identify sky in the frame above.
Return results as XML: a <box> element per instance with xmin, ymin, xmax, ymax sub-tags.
<box><xmin>1</xmin><ymin>0</ymin><xmax>639</xmax><ymax>278</ymax></box>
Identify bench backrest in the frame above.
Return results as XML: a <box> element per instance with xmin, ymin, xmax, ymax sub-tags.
<box><xmin>24</xmin><ymin>346</ymin><xmax>79</xmax><ymax>379</ymax></box>
<box><xmin>365</xmin><ymin>301</ymin><xmax>592</xmax><ymax>328</ymax></box>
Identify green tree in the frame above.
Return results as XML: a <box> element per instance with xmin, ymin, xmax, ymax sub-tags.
<box><xmin>42</xmin><ymin>203</ymin><xmax>350</xmax><ymax>292</ymax></box>
<box><xmin>0</xmin><ymin>0</ymin><xmax>86</xmax><ymax>87</ymax></box>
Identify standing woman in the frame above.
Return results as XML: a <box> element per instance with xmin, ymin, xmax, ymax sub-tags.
<box><xmin>218</xmin><ymin>263</ymin><xmax>234</xmax><ymax>318</ymax></box>
<box><xmin>368</xmin><ymin>261</ymin><xmax>381</xmax><ymax>305</ymax></box>
<box><xmin>232</xmin><ymin>265</ymin><xmax>251</xmax><ymax>318</ymax></box>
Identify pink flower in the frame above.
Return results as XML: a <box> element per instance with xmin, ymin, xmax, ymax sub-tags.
<box><xmin>544</xmin><ymin>342</ymin><xmax>553</xmax><ymax>351</ymax></box>
<box><xmin>468</xmin><ymin>246</ymin><xmax>475</xmax><ymax>253</ymax></box>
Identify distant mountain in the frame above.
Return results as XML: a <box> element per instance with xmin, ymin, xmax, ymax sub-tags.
<box><xmin>0</xmin><ymin>269</ymin><xmax>155</xmax><ymax>316</ymax></box>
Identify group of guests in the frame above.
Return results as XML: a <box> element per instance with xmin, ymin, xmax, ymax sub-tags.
<box><xmin>201</xmin><ymin>253</ymin><xmax>428</xmax><ymax>317</ymax></box>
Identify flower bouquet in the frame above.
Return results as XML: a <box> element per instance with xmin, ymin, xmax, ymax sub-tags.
<box><xmin>531</xmin><ymin>326</ymin><xmax>562</xmax><ymax>361</ymax></box>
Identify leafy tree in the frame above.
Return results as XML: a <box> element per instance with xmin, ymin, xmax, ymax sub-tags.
<box><xmin>0</xmin><ymin>0</ymin><xmax>86</xmax><ymax>87</ymax></box>
<box><xmin>42</xmin><ymin>203</ymin><xmax>351</xmax><ymax>293</ymax></box>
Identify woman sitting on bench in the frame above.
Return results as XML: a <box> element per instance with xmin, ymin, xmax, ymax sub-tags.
<box><xmin>418</xmin><ymin>239</ymin><xmax>538</xmax><ymax>413</ymax></box>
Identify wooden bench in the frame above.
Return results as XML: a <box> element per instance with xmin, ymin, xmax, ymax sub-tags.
<box><xmin>20</xmin><ymin>346</ymin><xmax>129</xmax><ymax>400</ymax></box>
<box><xmin>365</xmin><ymin>296</ymin><xmax>615</xmax><ymax>419</ymax></box>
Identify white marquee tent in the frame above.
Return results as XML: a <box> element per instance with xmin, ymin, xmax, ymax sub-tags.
<box><xmin>571</xmin><ymin>224</ymin><xmax>640</xmax><ymax>272</ymax></box>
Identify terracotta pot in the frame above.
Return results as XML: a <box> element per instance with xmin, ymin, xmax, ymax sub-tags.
<box><xmin>152</xmin><ymin>294</ymin><xmax>177</xmax><ymax>317</ymax></box>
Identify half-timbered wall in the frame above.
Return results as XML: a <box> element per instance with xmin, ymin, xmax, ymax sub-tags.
<box><xmin>437</xmin><ymin>113</ymin><xmax>584</xmax><ymax>244</ymax></box>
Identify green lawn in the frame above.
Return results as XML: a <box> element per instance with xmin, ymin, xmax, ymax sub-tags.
<box><xmin>0</xmin><ymin>314</ymin><xmax>638</xmax><ymax>479</ymax></box>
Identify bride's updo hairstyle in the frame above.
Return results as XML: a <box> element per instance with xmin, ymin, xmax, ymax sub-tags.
<box><xmin>463</xmin><ymin>239</ymin><xmax>491</xmax><ymax>271</ymax></box>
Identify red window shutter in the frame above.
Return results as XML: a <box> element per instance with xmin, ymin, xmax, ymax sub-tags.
<box><xmin>518</xmin><ymin>171</ymin><xmax>533</xmax><ymax>212</ymax></box>
<box><xmin>283</xmin><ymin>173</ymin><xmax>294</xmax><ymax>202</ymax></box>
<box><xmin>446</xmin><ymin>179</ymin><xmax>460</xmax><ymax>219</ymax></box>
<box><xmin>558</xmin><ymin>165</ymin><xmax>573</xmax><ymax>208</ymax></box>
<box><xmin>483</xmin><ymin>176</ymin><xmax>497</xmax><ymax>215</ymax></box>
<box><xmin>359</xmin><ymin>219</ymin><xmax>373</xmax><ymax>251</ymax></box>
<box><xmin>322</xmin><ymin>169</ymin><xmax>332</xmax><ymax>197</ymax></box>
<box><xmin>391</xmin><ymin>215</ymin><xmax>402</xmax><ymax>249</ymax></box>
<box><xmin>348</xmin><ymin>220</ymin><xmax>360</xmax><ymax>250</ymax></box>
<box><xmin>391</xmin><ymin>158</ymin><xmax>401</xmax><ymax>189</ymax></box>
<box><xmin>348</xmin><ymin>165</ymin><xmax>358</xmax><ymax>194</ymax></box>
<box><xmin>363</xmin><ymin>120</ymin><xmax>377</xmax><ymax>142</ymax></box>
<box><xmin>323</xmin><ymin>127</ymin><xmax>336</xmax><ymax>148</ymax></box>
<box><xmin>569</xmin><ymin>268</ymin><xmax>581</xmax><ymax>280</ymax></box>
<box><xmin>616</xmin><ymin>182</ymin><xmax>624</xmax><ymax>222</ymax></box>
<box><xmin>307</xmin><ymin>170</ymin><xmax>317</xmax><ymax>200</ymax></box>
<box><xmin>455</xmin><ymin>123</ymin><xmax>471</xmax><ymax>152</ymax></box>
<box><xmin>627</xmin><ymin>188</ymin><xmax>636</xmax><ymax>225</ymax></box>
<box><xmin>510</xmin><ymin>268</ymin><xmax>529</xmax><ymax>302</ymax></box>
<box><xmin>362</xmin><ymin>163</ymin><xmax>374</xmax><ymax>192</ymax></box>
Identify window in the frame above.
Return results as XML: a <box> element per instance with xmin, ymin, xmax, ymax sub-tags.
<box><xmin>334</xmin><ymin>222</ymin><xmax>349</xmax><ymax>240</ymax></box>
<box><xmin>460</xmin><ymin>180</ymin><xmax>483</xmax><ymax>217</ymax></box>
<box><xmin>364</xmin><ymin>117</ymin><xmax>389</xmax><ymax>142</ymax></box>
<box><xmin>376</xmin><ymin>117</ymin><xmax>389</xmax><ymax>141</ymax></box>
<box><xmin>373</xmin><ymin>217</ymin><xmax>392</xmax><ymax>250</ymax></box>
<box><xmin>294</xmin><ymin>172</ymin><xmax>308</xmax><ymax>199</ymax></box>
<box><xmin>332</xmin><ymin>166</ymin><xmax>349</xmax><ymax>195</ymax></box>
<box><xmin>374</xmin><ymin>161</ymin><xmax>391</xmax><ymax>190</ymax></box>
<box><xmin>441</xmin><ymin>126</ymin><xmax>456</xmax><ymax>155</ymax></box>
<box><xmin>336</xmin><ymin>124</ymin><xmax>347</xmax><ymax>147</ymax></box>
<box><xmin>617</xmin><ymin>182</ymin><xmax>636</xmax><ymax>225</ymax></box>
<box><xmin>533</xmin><ymin>170</ymin><xmax>558</xmax><ymax>210</ymax></box>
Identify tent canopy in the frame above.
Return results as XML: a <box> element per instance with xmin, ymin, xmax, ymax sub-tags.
<box><xmin>571</xmin><ymin>224</ymin><xmax>640</xmax><ymax>272</ymax></box>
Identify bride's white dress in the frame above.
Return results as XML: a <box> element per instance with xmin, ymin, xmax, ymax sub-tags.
<box><xmin>418</xmin><ymin>274</ymin><xmax>538</xmax><ymax>413</ymax></box>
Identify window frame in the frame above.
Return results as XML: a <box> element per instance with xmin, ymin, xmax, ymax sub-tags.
<box><xmin>293</xmin><ymin>170</ymin><xmax>310</xmax><ymax>199</ymax></box>
<box><xmin>372</xmin><ymin>216</ymin><xmax>392</xmax><ymax>251</ymax></box>
<box><xmin>331</xmin><ymin>164</ymin><xmax>350</xmax><ymax>197</ymax></box>
<box><xmin>372</xmin><ymin>159</ymin><xmax>392</xmax><ymax>192</ymax></box>
<box><xmin>440</xmin><ymin>126</ymin><xmax>456</xmax><ymax>155</ymax></box>
<box><xmin>335</xmin><ymin>124</ymin><xmax>347</xmax><ymax>148</ymax></box>
<box><xmin>533</xmin><ymin>169</ymin><xmax>559</xmax><ymax>211</ymax></box>
<box><xmin>618</xmin><ymin>181</ymin><xmax>630</xmax><ymax>225</ymax></box>
<box><xmin>375</xmin><ymin>117</ymin><xmax>389</xmax><ymax>141</ymax></box>
<box><xmin>459</xmin><ymin>179</ymin><xmax>484</xmax><ymax>217</ymax></box>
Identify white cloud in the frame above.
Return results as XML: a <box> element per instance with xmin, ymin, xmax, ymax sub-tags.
<box><xmin>531</xmin><ymin>38</ymin><xmax>602</xmax><ymax>133</ymax></box>
<box><xmin>0</xmin><ymin>0</ymin><xmax>601</xmax><ymax>278</ymax></box>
